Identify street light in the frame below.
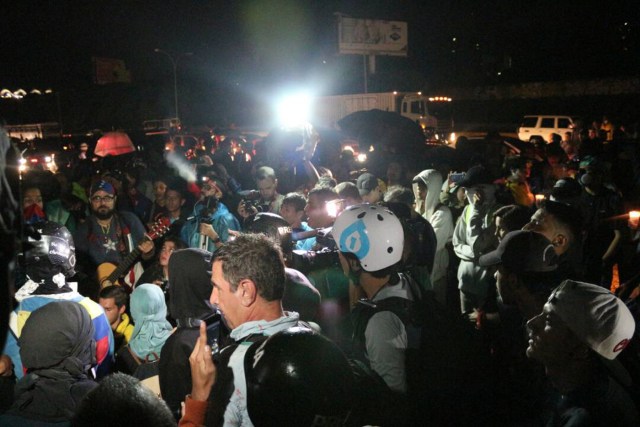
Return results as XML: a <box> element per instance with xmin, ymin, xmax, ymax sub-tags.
<box><xmin>154</xmin><ymin>48</ymin><xmax>193</xmax><ymax>123</ymax></box>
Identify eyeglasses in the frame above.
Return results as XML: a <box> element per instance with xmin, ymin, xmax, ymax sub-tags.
<box><xmin>91</xmin><ymin>195</ymin><xmax>115</xmax><ymax>203</ymax></box>
<box><xmin>23</xmin><ymin>197</ymin><xmax>43</xmax><ymax>204</ymax></box>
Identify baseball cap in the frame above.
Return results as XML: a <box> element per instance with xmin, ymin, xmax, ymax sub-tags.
<box><xmin>550</xmin><ymin>178</ymin><xmax>582</xmax><ymax>204</ymax></box>
<box><xmin>90</xmin><ymin>180</ymin><xmax>116</xmax><ymax>196</ymax></box>
<box><xmin>457</xmin><ymin>165</ymin><xmax>493</xmax><ymax>188</ymax></box>
<box><xmin>548</xmin><ymin>280</ymin><xmax>635</xmax><ymax>360</ymax></box>
<box><xmin>479</xmin><ymin>230</ymin><xmax>558</xmax><ymax>274</ymax></box>
<box><xmin>356</xmin><ymin>173</ymin><xmax>378</xmax><ymax>196</ymax></box>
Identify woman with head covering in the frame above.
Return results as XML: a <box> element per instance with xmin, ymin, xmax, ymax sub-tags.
<box><xmin>115</xmin><ymin>284</ymin><xmax>173</xmax><ymax>375</ymax></box>
<box><xmin>159</xmin><ymin>248</ymin><xmax>219</xmax><ymax>419</ymax></box>
<box><xmin>0</xmin><ymin>301</ymin><xmax>97</xmax><ymax>425</ymax></box>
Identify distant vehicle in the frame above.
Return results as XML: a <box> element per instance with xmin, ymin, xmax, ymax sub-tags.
<box><xmin>5</xmin><ymin>122</ymin><xmax>61</xmax><ymax>141</ymax></box>
<box><xmin>312</xmin><ymin>92</ymin><xmax>443</xmax><ymax>132</ymax></box>
<box><xmin>446</xmin><ymin>127</ymin><xmax>519</xmax><ymax>148</ymax></box>
<box><xmin>143</xmin><ymin>118</ymin><xmax>181</xmax><ymax>135</ymax></box>
<box><xmin>17</xmin><ymin>139</ymin><xmax>66</xmax><ymax>173</ymax></box>
<box><xmin>414</xmin><ymin>100</ymin><xmax>518</xmax><ymax>147</ymax></box>
<box><xmin>517</xmin><ymin>115</ymin><xmax>576</xmax><ymax>142</ymax></box>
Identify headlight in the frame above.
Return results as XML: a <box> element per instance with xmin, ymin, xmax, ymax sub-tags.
<box><xmin>449</xmin><ymin>132</ymin><xmax>456</xmax><ymax>143</ymax></box>
<box><xmin>357</xmin><ymin>153</ymin><xmax>367</xmax><ymax>163</ymax></box>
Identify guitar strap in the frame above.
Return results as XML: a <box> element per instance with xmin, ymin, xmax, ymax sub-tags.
<box><xmin>113</xmin><ymin>213</ymin><xmax>132</xmax><ymax>259</ymax></box>
<box><xmin>97</xmin><ymin>213</ymin><xmax>140</xmax><ymax>290</ymax></box>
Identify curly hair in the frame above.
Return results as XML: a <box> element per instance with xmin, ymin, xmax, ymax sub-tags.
<box><xmin>214</xmin><ymin>233</ymin><xmax>285</xmax><ymax>301</ymax></box>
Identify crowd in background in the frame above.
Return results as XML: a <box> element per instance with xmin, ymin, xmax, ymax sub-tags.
<box><xmin>2</xmin><ymin>117</ymin><xmax>640</xmax><ymax>426</ymax></box>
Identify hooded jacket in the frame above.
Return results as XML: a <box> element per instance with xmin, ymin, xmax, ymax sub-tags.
<box><xmin>452</xmin><ymin>184</ymin><xmax>500</xmax><ymax>296</ymax></box>
<box><xmin>128</xmin><ymin>284</ymin><xmax>173</xmax><ymax>359</ymax></box>
<box><xmin>413</xmin><ymin>170</ymin><xmax>455</xmax><ymax>282</ymax></box>
<box><xmin>160</xmin><ymin>248</ymin><xmax>216</xmax><ymax>418</ymax></box>
<box><xmin>1</xmin><ymin>301</ymin><xmax>97</xmax><ymax>425</ymax></box>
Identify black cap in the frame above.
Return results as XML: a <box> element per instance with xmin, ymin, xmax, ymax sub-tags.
<box><xmin>479</xmin><ymin>230</ymin><xmax>558</xmax><ymax>274</ymax></box>
<box><xmin>458</xmin><ymin>165</ymin><xmax>493</xmax><ymax>188</ymax></box>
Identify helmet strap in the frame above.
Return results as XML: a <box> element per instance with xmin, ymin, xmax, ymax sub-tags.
<box><xmin>347</xmin><ymin>259</ymin><xmax>363</xmax><ymax>286</ymax></box>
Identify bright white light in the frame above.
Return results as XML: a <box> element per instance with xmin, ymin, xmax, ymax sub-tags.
<box><xmin>325</xmin><ymin>199</ymin><xmax>344</xmax><ymax>218</ymax></box>
<box><xmin>357</xmin><ymin>153</ymin><xmax>367</xmax><ymax>162</ymax></box>
<box><xmin>276</xmin><ymin>92</ymin><xmax>312</xmax><ymax>128</ymax></box>
<box><xmin>44</xmin><ymin>156</ymin><xmax>52</xmax><ymax>163</ymax></box>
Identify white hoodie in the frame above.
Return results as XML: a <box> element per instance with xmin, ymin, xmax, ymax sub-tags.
<box><xmin>413</xmin><ymin>169</ymin><xmax>455</xmax><ymax>283</ymax></box>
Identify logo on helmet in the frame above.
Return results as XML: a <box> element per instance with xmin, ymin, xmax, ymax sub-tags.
<box><xmin>338</xmin><ymin>219</ymin><xmax>370</xmax><ymax>260</ymax></box>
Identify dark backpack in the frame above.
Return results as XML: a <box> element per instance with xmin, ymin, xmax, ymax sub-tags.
<box><xmin>351</xmin><ymin>273</ymin><xmax>497</xmax><ymax>425</ymax></box>
<box><xmin>120</xmin><ymin>346</ymin><xmax>162</xmax><ymax>397</ymax></box>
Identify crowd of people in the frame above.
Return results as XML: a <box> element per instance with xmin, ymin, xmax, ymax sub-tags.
<box><xmin>1</xmin><ymin>121</ymin><xmax>640</xmax><ymax>426</ymax></box>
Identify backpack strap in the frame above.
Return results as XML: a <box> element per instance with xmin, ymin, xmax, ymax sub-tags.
<box><xmin>144</xmin><ymin>352</ymin><xmax>160</xmax><ymax>363</ymax></box>
<box><xmin>351</xmin><ymin>295</ymin><xmax>416</xmax><ymax>365</ymax></box>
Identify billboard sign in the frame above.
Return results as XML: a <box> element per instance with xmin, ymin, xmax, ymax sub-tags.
<box><xmin>93</xmin><ymin>57</ymin><xmax>132</xmax><ymax>85</ymax></box>
<box><xmin>338</xmin><ymin>17</ymin><xmax>408</xmax><ymax>56</ymax></box>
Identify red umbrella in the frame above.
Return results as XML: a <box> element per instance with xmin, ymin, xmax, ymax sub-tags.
<box><xmin>94</xmin><ymin>132</ymin><xmax>136</xmax><ymax>157</ymax></box>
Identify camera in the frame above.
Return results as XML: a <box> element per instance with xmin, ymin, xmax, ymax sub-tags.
<box><xmin>291</xmin><ymin>248</ymin><xmax>340</xmax><ymax>274</ymax></box>
<box><xmin>450</xmin><ymin>172</ymin><xmax>466</xmax><ymax>184</ymax></box>
<box><xmin>315</xmin><ymin>227</ymin><xmax>337</xmax><ymax>250</ymax></box>
<box><xmin>242</xmin><ymin>199</ymin><xmax>267</xmax><ymax>213</ymax></box>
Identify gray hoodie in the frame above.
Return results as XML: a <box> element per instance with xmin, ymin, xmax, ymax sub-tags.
<box><xmin>413</xmin><ymin>170</ymin><xmax>455</xmax><ymax>283</ymax></box>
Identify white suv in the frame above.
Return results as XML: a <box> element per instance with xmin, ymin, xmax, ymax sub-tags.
<box><xmin>518</xmin><ymin>115</ymin><xmax>576</xmax><ymax>142</ymax></box>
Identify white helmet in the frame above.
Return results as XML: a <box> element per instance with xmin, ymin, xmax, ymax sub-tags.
<box><xmin>332</xmin><ymin>204</ymin><xmax>404</xmax><ymax>272</ymax></box>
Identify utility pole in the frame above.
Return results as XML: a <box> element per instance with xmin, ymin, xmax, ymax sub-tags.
<box><xmin>154</xmin><ymin>49</ymin><xmax>193</xmax><ymax>123</ymax></box>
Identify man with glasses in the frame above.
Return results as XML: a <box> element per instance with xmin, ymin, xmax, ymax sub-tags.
<box><xmin>74</xmin><ymin>180</ymin><xmax>154</xmax><ymax>289</ymax></box>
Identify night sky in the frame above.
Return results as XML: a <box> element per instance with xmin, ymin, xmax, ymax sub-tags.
<box><xmin>4</xmin><ymin>1</ymin><xmax>638</xmax><ymax>88</ymax></box>
<box><xmin>2</xmin><ymin>1</ymin><xmax>639</xmax><ymax>127</ymax></box>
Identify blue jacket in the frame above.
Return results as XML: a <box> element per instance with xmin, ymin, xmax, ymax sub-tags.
<box><xmin>181</xmin><ymin>201</ymin><xmax>241</xmax><ymax>252</ymax></box>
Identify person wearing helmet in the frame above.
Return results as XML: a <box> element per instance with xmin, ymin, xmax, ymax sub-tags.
<box><xmin>2</xmin><ymin>221</ymin><xmax>114</xmax><ymax>380</ymax></box>
<box><xmin>332</xmin><ymin>203</ymin><xmax>415</xmax><ymax>394</ymax></box>
<box><xmin>184</xmin><ymin>323</ymin><xmax>355</xmax><ymax>427</ymax></box>
<box><xmin>179</xmin><ymin>234</ymin><xmax>310</xmax><ymax>426</ymax></box>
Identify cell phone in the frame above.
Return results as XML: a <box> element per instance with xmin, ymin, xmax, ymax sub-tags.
<box><xmin>201</xmin><ymin>312</ymin><xmax>223</xmax><ymax>358</ymax></box>
<box><xmin>450</xmin><ymin>172</ymin><xmax>465</xmax><ymax>184</ymax></box>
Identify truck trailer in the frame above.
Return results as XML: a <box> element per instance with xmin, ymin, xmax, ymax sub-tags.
<box><xmin>311</xmin><ymin>92</ymin><xmax>441</xmax><ymax>131</ymax></box>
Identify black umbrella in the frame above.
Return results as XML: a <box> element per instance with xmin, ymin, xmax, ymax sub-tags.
<box><xmin>337</xmin><ymin>109</ymin><xmax>425</xmax><ymax>153</ymax></box>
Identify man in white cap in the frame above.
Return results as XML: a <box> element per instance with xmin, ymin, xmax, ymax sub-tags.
<box><xmin>527</xmin><ymin>280</ymin><xmax>639</xmax><ymax>425</ymax></box>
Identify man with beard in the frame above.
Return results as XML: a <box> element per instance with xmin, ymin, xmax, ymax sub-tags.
<box><xmin>74</xmin><ymin>180</ymin><xmax>155</xmax><ymax>289</ymax></box>
<box><xmin>181</xmin><ymin>176</ymin><xmax>240</xmax><ymax>253</ymax></box>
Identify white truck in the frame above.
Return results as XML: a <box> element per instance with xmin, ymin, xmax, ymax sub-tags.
<box><xmin>311</xmin><ymin>92</ymin><xmax>440</xmax><ymax>131</ymax></box>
